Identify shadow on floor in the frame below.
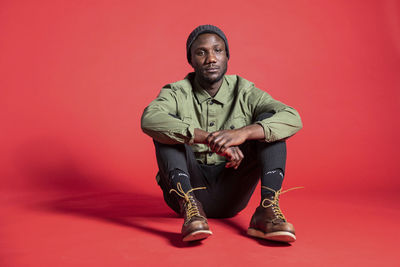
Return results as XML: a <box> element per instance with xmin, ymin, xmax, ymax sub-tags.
<box><xmin>218</xmin><ymin>218</ymin><xmax>291</xmax><ymax>247</ymax></box>
<box><xmin>16</xmin><ymin>141</ymin><xmax>203</xmax><ymax>248</ymax></box>
<box><xmin>16</xmin><ymin>139</ymin><xmax>288</xmax><ymax>248</ymax></box>
<box><xmin>35</xmin><ymin>191</ymin><xmax>203</xmax><ymax>248</ymax></box>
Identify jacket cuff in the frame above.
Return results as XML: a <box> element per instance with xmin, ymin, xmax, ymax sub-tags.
<box><xmin>255</xmin><ymin>121</ymin><xmax>276</xmax><ymax>142</ymax></box>
<box><xmin>186</xmin><ymin>124</ymin><xmax>195</xmax><ymax>145</ymax></box>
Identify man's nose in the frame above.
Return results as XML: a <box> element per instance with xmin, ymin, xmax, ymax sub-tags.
<box><xmin>205</xmin><ymin>51</ymin><xmax>217</xmax><ymax>64</ymax></box>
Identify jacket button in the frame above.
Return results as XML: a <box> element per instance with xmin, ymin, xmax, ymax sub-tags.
<box><xmin>230</xmin><ymin>125</ymin><xmax>235</xmax><ymax>129</ymax></box>
<box><xmin>209</xmin><ymin>122</ymin><xmax>214</xmax><ymax>126</ymax></box>
<box><xmin>208</xmin><ymin>152</ymin><xmax>212</xmax><ymax>156</ymax></box>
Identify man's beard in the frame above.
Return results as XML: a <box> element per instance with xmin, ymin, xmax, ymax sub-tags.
<box><xmin>197</xmin><ymin>64</ymin><xmax>227</xmax><ymax>85</ymax></box>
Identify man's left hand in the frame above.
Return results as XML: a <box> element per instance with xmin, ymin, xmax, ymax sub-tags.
<box><xmin>207</xmin><ymin>129</ymin><xmax>248</xmax><ymax>153</ymax></box>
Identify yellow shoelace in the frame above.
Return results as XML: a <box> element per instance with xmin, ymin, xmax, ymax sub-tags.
<box><xmin>169</xmin><ymin>183</ymin><xmax>207</xmax><ymax>221</ymax></box>
<box><xmin>261</xmin><ymin>186</ymin><xmax>304</xmax><ymax>221</ymax></box>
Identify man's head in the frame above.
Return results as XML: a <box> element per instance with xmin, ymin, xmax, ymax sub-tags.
<box><xmin>186</xmin><ymin>25</ymin><xmax>229</xmax><ymax>86</ymax></box>
<box><xmin>186</xmin><ymin>25</ymin><xmax>230</xmax><ymax>63</ymax></box>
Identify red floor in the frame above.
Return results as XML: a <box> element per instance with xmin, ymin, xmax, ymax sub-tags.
<box><xmin>1</xmin><ymin>1</ymin><xmax>400</xmax><ymax>266</ymax></box>
<box><xmin>1</xmin><ymin>183</ymin><xmax>399</xmax><ymax>267</ymax></box>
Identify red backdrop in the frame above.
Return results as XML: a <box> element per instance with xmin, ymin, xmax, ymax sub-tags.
<box><xmin>1</xmin><ymin>1</ymin><xmax>400</xmax><ymax>266</ymax></box>
<box><xmin>1</xmin><ymin>0</ymin><xmax>399</xmax><ymax>194</ymax></box>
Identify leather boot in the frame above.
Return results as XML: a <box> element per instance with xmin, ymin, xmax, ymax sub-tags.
<box><xmin>170</xmin><ymin>183</ymin><xmax>212</xmax><ymax>242</ymax></box>
<box><xmin>248</xmin><ymin>186</ymin><xmax>300</xmax><ymax>243</ymax></box>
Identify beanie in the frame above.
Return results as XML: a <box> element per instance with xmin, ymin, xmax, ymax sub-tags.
<box><xmin>186</xmin><ymin>24</ymin><xmax>230</xmax><ymax>64</ymax></box>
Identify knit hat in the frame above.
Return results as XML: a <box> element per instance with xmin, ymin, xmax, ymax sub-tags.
<box><xmin>186</xmin><ymin>24</ymin><xmax>230</xmax><ymax>64</ymax></box>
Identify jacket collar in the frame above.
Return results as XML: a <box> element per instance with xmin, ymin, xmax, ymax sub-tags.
<box><xmin>191</xmin><ymin>74</ymin><xmax>230</xmax><ymax>105</ymax></box>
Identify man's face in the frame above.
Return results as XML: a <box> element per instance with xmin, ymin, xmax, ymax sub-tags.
<box><xmin>190</xmin><ymin>33</ymin><xmax>228</xmax><ymax>85</ymax></box>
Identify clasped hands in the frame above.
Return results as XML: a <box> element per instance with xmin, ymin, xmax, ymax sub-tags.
<box><xmin>195</xmin><ymin>124</ymin><xmax>263</xmax><ymax>169</ymax></box>
<box><xmin>206</xmin><ymin>129</ymin><xmax>247</xmax><ymax>169</ymax></box>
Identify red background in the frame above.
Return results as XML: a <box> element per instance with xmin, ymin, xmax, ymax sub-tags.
<box><xmin>1</xmin><ymin>0</ymin><xmax>399</xmax><ymax>266</ymax></box>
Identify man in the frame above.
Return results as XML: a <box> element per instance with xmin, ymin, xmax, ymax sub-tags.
<box><xmin>141</xmin><ymin>25</ymin><xmax>302</xmax><ymax>243</ymax></box>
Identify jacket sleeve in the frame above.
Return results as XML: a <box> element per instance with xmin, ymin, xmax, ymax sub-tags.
<box><xmin>141</xmin><ymin>86</ymin><xmax>195</xmax><ymax>145</ymax></box>
<box><xmin>248</xmin><ymin>86</ymin><xmax>303</xmax><ymax>142</ymax></box>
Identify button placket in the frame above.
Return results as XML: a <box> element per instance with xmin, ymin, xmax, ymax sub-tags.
<box><xmin>207</xmin><ymin>99</ymin><xmax>217</xmax><ymax>132</ymax></box>
<box><xmin>206</xmin><ymin>99</ymin><xmax>217</xmax><ymax>164</ymax></box>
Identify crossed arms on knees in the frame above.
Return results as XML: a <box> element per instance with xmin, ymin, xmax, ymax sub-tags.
<box><xmin>194</xmin><ymin>124</ymin><xmax>264</xmax><ymax>169</ymax></box>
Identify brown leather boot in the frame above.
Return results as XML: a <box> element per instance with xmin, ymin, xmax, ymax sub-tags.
<box><xmin>170</xmin><ymin>183</ymin><xmax>212</xmax><ymax>242</ymax></box>
<box><xmin>247</xmin><ymin>186</ymin><xmax>300</xmax><ymax>243</ymax></box>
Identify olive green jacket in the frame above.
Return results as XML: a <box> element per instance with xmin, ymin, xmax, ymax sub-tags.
<box><xmin>141</xmin><ymin>73</ymin><xmax>302</xmax><ymax>164</ymax></box>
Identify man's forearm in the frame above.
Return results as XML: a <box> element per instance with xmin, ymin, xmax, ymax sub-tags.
<box><xmin>194</xmin><ymin>128</ymin><xmax>210</xmax><ymax>144</ymax></box>
<box><xmin>239</xmin><ymin>123</ymin><xmax>265</xmax><ymax>141</ymax></box>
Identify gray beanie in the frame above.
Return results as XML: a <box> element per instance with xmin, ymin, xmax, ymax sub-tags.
<box><xmin>186</xmin><ymin>24</ymin><xmax>230</xmax><ymax>64</ymax></box>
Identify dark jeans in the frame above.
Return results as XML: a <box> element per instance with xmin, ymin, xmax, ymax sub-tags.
<box><xmin>154</xmin><ymin>114</ymin><xmax>286</xmax><ymax>218</ymax></box>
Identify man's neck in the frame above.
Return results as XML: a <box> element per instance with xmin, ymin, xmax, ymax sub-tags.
<box><xmin>195</xmin><ymin>76</ymin><xmax>223</xmax><ymax>97</ymax></box>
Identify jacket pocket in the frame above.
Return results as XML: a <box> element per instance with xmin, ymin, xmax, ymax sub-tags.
<box><xmin>222</xmin><ymin>115</ymin><xmax>248</xmax><ymax>130</ymax></box>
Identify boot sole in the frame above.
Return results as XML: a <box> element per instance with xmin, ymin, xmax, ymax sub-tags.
<box><xmin>247</xmin><ymin>228</ymin><xmax>296</xmax><ymax>243</ymax></box>
<box><xmin>182</xmin><ymin>230</ymin><xmax>213</xmax><ymax>242</ymax></box>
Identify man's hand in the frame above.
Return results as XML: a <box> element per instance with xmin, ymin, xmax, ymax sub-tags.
<box><xmin>207</xmin><ymin>124</ymin><xmax>265</xmax><ymax>153</ymax></box>
<box><xmin>221</xmin><ymin>146</ymin><xmax>244</xmax><ymax>169</ymax></box>
<box><xmin>195</xmin><ymin>128</ymin><xmax>243</xmax><ymax>169</ymax></box>
<box><xmin>207</xmin><ymin>129</ymin><xmax>248</xmax><ymax>153</ymax></box>
<box><xmin>196</xmin><ymin>124</ymin><xmax>264</xmax><ymax>169</ymax></box>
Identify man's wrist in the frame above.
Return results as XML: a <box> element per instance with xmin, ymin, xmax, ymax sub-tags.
<box><xmin>194</xmin><ymin>128</ymin><xmax>210</xmax><ymax>144</ymax></box>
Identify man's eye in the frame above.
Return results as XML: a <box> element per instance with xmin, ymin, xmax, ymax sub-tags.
<box><xmin>215</xmin><ymin>48</ymin><xmax>222</xmax><ymax>53</ymax></box>
<box><xmin>196</xmin><ymin>51</ymin><xmax>205</xmax><ymax>56</ymax></box>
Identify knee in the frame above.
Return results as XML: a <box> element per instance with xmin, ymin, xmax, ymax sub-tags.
<box><xmin>153</xmin><ymin>139</ymin><xmax>183</xmax><ymax>155</ymax></box>
<box><xmin>254</xmin><ymin>112</ymin><xmax>274</xmax><ymax>122</ymax></box>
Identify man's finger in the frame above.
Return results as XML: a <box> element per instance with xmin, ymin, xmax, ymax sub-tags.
<box><xmin>225</xmin><ymin>161</ymin><xmax>234</xmax><ymax>168</ymax></box>
<box><xmin>227</xmin><ymin>149</ymin><xmax>235</xmax><ymax>161</ymax></box>
<box><xmin>231</xmin><ymin>148</ymin><xmax>239</xmax><ymax>162</ymax></box>
<box><xmin>215</xmin><ymin>140</ymin><xmax>229</xmax><ymax>153</ymax></box>
<box><xmin>220</xmin><ymin>145</ymin><xmax>227</xmax><ymax>154</ymax></box>
<box><xmin>206</xmin><ymin>132</ymin><xmax>217</xmax><ymax>143</ymax></box>
<box><xmin>237</xmin><ymin>147</ymin><xmax>244</xmax><ymax>159</ymax></box>
<box><xmin>211</xmin><ymin>136</ymin><xmax>228</xmax><ymax>152</ymax></box>
<box><xmin>236</xmin><ymin>157</ymin><xmax>243</xmax><ymax>168</ymax></box>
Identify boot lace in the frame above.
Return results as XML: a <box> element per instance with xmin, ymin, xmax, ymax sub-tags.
<box><xmin>261</xmin><ymin>186</ymin><xmax>303</xmax><ymax>221</ymax></box>
<box><xmin>169</xmin><ymin>183</ymin><xmax>207</xmax><ymax>222</ymax></box>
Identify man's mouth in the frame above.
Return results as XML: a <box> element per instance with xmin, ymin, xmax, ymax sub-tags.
<box><xmin>205</xmin><ymin>67</ymin><xmax>219</xmax><ymax>73</ymax></box>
